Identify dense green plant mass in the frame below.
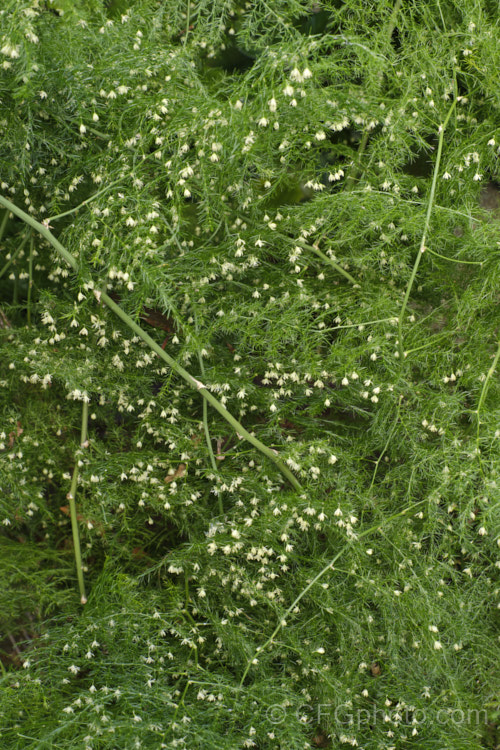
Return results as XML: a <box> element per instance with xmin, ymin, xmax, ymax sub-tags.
<box><xmin>0</xmin><ymin>0</ymin><xmax>499</xmax><ymax>748</ymax></box>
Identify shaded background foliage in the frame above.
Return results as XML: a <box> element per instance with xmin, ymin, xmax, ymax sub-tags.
<box><xmin>0</xmin><ymin>0</ymin><xmax>499</xmax><ymax>748</ymax></box>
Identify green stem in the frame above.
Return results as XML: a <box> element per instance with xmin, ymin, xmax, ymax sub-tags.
<box><xmin>68</xmin><ymin>400</ymin><xmax>89</xmax><ymax>604</ymax></box>
<box><xmin>238</xmin><ymin>498</ymin><xmax>426</xmax><ymax>688</ymax></box>
<box><xmin>322</xmin><ymin>317</ymin><xmax>396</xmax><ymax>332</ymax></box>
<box><xmin>0</xmin><ymin>207</ymin><xmax>9</xmax><ymax>241</ymax></box>
<box><xmin>27</xmin><ymin>232</ymin><xmax>34</xmax><ymax>326</ymax></box>
<box><xmin>202</xmin><ymin>396</ymin><xmax>218</xmax><ymax>473</ymax></box>
<box><xmin>402</xmin><ymin>330</ymin><xmax>451</xmax><ymax>356</ymax></box>
<box><xmin>195</xmin><ymin>315</ymin><xmax>219</xmax><ymax>475</ymax></box>
<box><xmin>424</xmin><ymin>246</ymin><xmax>482</xmax><ymax>265</ymax></box>
<box><xmin>344</xmin><ymin>130</ymin><xmax>369</xmax><ymax>191</ymax></box>
<box><xmin>397</xmin><ymin>99</ymin><xmax>457</xmax><ymax>361</ymax></box>
<box><xmin>172</xmin><ymin>679</ymin><xmax>191</xmax><ymax>723</ymax></box>
<box><xmin>351</xmin><ymin>189</ymin><xmax>473</xmax><ymax>220</ymax></box>
<box><xmin>48</xmin><ymin>179</ymin><xmax>124</xmax><ymax>222</ymax></box>
<box><xmin>12</xmin><ymin>269</ymin><xmax>18</xmax><ymax>306</ymax></box>
<box><xmin>476</xmin><ymin>341</ymin><xmax>500</xmax><ymax>475</ymax></box>
<box><xmin>196</xmin><ymin>343</ymin><xmax>223</xmax><ymax>514</ymax></box>
<box><xmin>368</xmin><ymin>395</ymin><xmax>402</xmax><ymax>493</ymax></box>
<box><xmin>295</xmin><ymin>239</ymin><xmax>359</xmax><ymax>286</ymax></box>
<box><xmin>0</xmin><ymin>194</ymin><xmax>301</xmax><ymax>492</ymax></box>
<box><xmin>87</xmin><ymin>126</ymin><xmax>109</xmax><ymax>139</ymax></box>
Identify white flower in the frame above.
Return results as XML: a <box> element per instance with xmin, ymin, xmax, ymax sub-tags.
<box><xmin>302</xmin><ymin>67</ymin><xmax>312</xmax><ymax>79</ymax></box>
<box><xmin>268</xmin><ymin>97</ymin><xmax>277</xmax><ymax>112</ymax></box>
<box><xmin>79</xmin><ymin>124</ymin><xmax>86</xmax><ymax>134</ymax></box>
<box><xmin>1</xmin><ymin>43</ymin><xmax>20</xmax><ymax>59</ymax></box>
<box><xmin>290</xmin><ymin>67</ymin><xmax>303</xmax><ymax>82</ymax></box>
<box><xmin>433</xmin><ymin>641</ymin><xmax>442</xmax><ymax>650</ymax></box>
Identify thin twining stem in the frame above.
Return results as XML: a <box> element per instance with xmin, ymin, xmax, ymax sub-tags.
<box><xmin>350</xmin><ymin>189</ymin><xmax>475</xmax><ymax>220</ymax></box>
<box><xmin>47</xmin><ymin>151</ymin><xmax>167</xmax><ymax>223</ymax></box>
<box><xmin>397</xmin><ymin>99</ymin><xmax>457</xmax><ymax>361</ymax></box>
<box><xmin>238</xmin><ymin>498</ymin><xmax>426</xmax><ymax>688</ymax></box>
<box><xmin>0</xmin><ymin>194</ymin><xmax>301</xmax><ymax>492</ymax></box>
<box><xmin>424</xmin><ymin>246</ymin><xmax>482</xmax><ymax>265</ymax></box>
<box><xmin>295</xmin><ymin>239</ymin><xmax>359</xmax><ymax>286</ymax></box>
<box><xmin>321</xmin><ymin>317</ymin><xmax>397</xmax><ymax>332</ymax></box>
<box><xmin>476</xmin><ymin>341</ymin><xmax>500</xmax><ymax>476</ymax></box>
<box><xmin>195</xmin><ymin>313</ymin><xmax>223</xmax><ymax>515</ymax></box>
<box><xmin>68</xmin><ymin>400</ymin><xmax>89</xmax><ymax>604</ymax></box>
<box><xmin>27</xmin><ymin>231</ymin><xmax>34</xmax><ymax>326</ymax></box>
<box><xmin>48</xmin><ymin>180</ymin><xmax>123</xmax><ymax>223</ymax></box>
<box><xmin>0</xmin><ymin>207</ymin><xmax>9</xmax><ymax>241</ymax></box>
<box><xmin>197</xmin><ymin>351</ymin><xmax>219</xmax><ymax>476</ymax></box>
<box><xmin>369</xmin><ymin>394</ymin><xmax>403</xmax><ymax>493</ymax></box>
